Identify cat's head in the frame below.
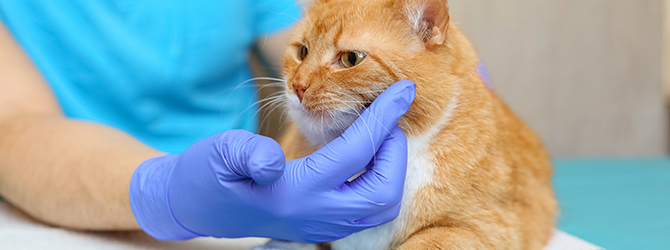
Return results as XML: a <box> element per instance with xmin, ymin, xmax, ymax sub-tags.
<box><xmin>283</xmin><ymin>0</ymin><xmax>455</xmax><ymax>146</ymax></box>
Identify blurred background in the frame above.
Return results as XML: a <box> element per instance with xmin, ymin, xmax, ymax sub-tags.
<box><xmin>449</xmin><ymin>0</ymin><xmax>668</xmax><ymax>157</ymax></box>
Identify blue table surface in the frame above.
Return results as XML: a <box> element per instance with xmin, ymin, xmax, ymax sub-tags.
<box><xmin>553</xmin><ymin>158</ymin><xmax>670</xmax><ymax>250</ymax></box>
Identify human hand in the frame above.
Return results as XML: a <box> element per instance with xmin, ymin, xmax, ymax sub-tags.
<box><xmin>129</xmin><ymin>80</ymin><xmax>416</xmax><ymax>243</ymax></box>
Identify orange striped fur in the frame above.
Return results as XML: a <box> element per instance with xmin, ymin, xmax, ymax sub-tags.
<box><xmin>278</xmin><ymin>0</ymin><xmax>557</xmax><ymax>249</ymax></box>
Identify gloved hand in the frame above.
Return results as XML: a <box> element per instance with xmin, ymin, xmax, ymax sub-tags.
<box><xmin>129</xmin><ymin>80</ymin><xmax>416</xmax><ymax>243</ymax></box>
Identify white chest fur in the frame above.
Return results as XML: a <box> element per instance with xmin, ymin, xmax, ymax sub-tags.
<box><xmin>330</xmin><ymin>93</ymin><xmax>459</xmax><ymax>250</ymax></box>
<box><xmin>330</xmin><ymin>136</ymin><xmax>437</xmax><ymax>250</ymax></box>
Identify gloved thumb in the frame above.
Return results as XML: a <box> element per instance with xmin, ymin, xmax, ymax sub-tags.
<box><xmin>218</xmin><ymin>130</ymin><xmax>286</xmax><ymax>185</ymax></box>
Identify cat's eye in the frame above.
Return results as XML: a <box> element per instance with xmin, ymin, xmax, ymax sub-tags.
<box><xmin>340</xmin><ymin>51</ymin><xmax>367</xmax><ymax>68</ymax></box>
<box><xmin>298</xmin><ymin>45</ymin><xmax>309</xmax><ymax>61</ymax></box>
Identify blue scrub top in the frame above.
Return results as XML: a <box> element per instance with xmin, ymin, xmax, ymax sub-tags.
<box><xmin>0</xmin><ymin>1</ymin><xmax>301</xmax><ymax>153</ymax></box>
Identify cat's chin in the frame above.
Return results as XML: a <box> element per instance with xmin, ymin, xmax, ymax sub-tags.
<box><xmin>286</xmin><ymin>93</ymin><xmax>359</xmax><ymax>148</ymax></box>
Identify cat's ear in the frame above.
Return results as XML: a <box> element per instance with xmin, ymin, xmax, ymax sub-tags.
<box><xmin>394</xmin><ymin>0</ymin><xmax>450</xmax><ymax>47</ymax></box>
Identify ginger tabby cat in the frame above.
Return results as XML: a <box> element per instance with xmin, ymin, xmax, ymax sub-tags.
<box><xmin>262</xmin><ymin>0</ymin><xmax>557</xmax><ymax>249</ymax></box>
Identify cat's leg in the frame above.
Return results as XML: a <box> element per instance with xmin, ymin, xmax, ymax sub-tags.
<box><xmin>250</xmin><ymin>240</ymin><xmax>318</xmax><ymax>250</ymax></box>
<box><xmin>397</xmin><ymin>227</ymin><xmax>486</xmax><ymax>250</ymax></box>
<box><xmin>396</xmin><ymin>225</ymin><xmax>520</xmax><ymax>250</ymax></box>
<box><xmin>396</xmin><ymin>227</ymin><xmax>513</xmax><ymax>250</ymax></box>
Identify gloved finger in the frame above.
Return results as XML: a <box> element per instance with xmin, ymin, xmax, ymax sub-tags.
<box><xmin>347</xmin><ymin>125</ymin><xmax>407</xmax><ymax>209</ymax></box>
<box><xmin>305</xmin><ymin>80</ymin><xmax>416</xmax><ymax>188</ymax></box>
<box><xmin>247</xmin><ymin>136</ymin><xmax>286</xmax><ymax>185</ymax></box>
<box><xmin>218</xmin><ymin>130</ymin><xmax>286</xmax><ymax>185</ymax></box>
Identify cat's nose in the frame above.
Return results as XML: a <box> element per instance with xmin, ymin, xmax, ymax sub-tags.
<box><xmin>293</xmin><ymin>83</ymin><xmax>308</xmax><ymax>103</ymax></box>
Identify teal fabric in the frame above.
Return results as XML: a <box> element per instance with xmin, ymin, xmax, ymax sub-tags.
<box><xmin>553</xmin><ymin>158</ymin><xmax>670</xmax><ymax>250</ymax></box>
<box><xmin>0</xmin><ymin>0</ymin><xmax>301</xmax><ymax>153</ymax></box>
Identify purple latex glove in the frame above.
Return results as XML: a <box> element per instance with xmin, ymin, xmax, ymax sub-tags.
<box><xmin>129</xmin><ymin>80</ymin><xmax>416</xmax><ymax>243</ymax></box>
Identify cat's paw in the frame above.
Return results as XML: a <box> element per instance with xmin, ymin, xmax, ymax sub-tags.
<box><xmin>250</xmin><ymin>240</ymin><xmax>317</xmax><ymax>250</ymax></box>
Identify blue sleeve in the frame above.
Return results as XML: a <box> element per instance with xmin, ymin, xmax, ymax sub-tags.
<box><xmin>253</xmin><ymin>0</ymin><xmax>302</xmax><ymax>37</ymax></box>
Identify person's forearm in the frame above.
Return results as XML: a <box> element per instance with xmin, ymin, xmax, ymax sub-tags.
<box><xmin>0</xmin><ymin>114</ymin><xmax>163</xmax><ymax>230</ymax></box>
<box><xmin>0</xmin><ymin>20</ymin><xmax>161</xmax><ymax>230</ymax></box>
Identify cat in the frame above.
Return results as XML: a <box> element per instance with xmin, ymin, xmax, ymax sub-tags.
<box><xmin>255</xmin><ymin>0</ymin><xmax>557</xmax><ymax>249</ymax></box>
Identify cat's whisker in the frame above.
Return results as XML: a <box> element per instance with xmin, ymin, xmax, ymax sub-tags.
<box><xmin>251</xmin><ymin>83</ymin><xmax>289</xmax><ymax>101</ymax></box>
<box><xmin>321</xmin><ymin>91</ymin><xmax>436</xmax><ymax>124</ymax></box>
<box><xmin>258</xmin><ymin>92</ymin><xmax>292</xmax><ymax>134</ymax></box>
<box><xmin>229</xmin><ymin>81</ymin><xmax>287</xmax><ymax>92</ymax></box>
<box><xmin>254</xmin><ymin>94</ymin><xmax>287</xmax><ymax>120</ymax></box>
<box><xmin>236</xmin><ymin>77</ymin><xmax>286</xmax><ymax>87</ymax></box>
<box><xmin>219</xmin><ymin>77</ymin><xmax>287</xmax><ymax>115</ymax></box>
<box><xmin>344</xmin><ymin>101</ymin><xmax>408</xmax><ymax>152</ymax></box>
<box><xmin>335</xmin><ymin>96</ymin><xmax>432</xmax><ymax>121</ymax></box>
<box><xmin>326</xmin><ymin>96</ymin><xmax>355</xmax><ymax>137</ymax></box>
<box><xmin>338</xmin><ymin>100</ymin><xmax>371</xmax><ymax>105</ymax></box>
<box><xmin>337</xmin><ymin>101</ymin><xmax>378</xmax><ymax>159</ymax></box>
<box><xmin>320</xmin><ymin>95</ymin><xmax>329</xmax><ymax>146</ymax></box>
<box><xmin>333</xmin><ymin>89</ymin><xmax>445</xmax><ymax>114</ymax></box>
<box><xmin>353</xmin><ymin>90</ymin><xmax>385</xmax><ymax>94</ymax></box>
<box><xmin>278</xmin><ymin>107</ymin><xmax>290</xmax><ymax>129</ymax></box>
<box><xmin>229</xmin><ymin>91</ymin><xmax>286</xmax><ymax>130</ymax></box>
<box><xmin>250</xmin><ymin>99</ymin><xmax>286</xmax><ymax>127</ymax></box>
<box><xmin>258</xmin><ymin>98</ymin><xmax>288</xmax><ymax>134</ymax></box>
<box><xmin>326</xmin><ymin>96</ymin><xmax>345</xmax><ymax>130</ymax></box>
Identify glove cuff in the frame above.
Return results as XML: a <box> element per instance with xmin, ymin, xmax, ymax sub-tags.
<box><xmin>129</xmin><ymin>154</ymin><xmax>203</xmax><ymax>240</ymax></box>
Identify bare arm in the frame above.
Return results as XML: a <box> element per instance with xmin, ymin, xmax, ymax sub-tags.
<box><xmin>0</xmin><ymin>22</ymin><xmax>290</xmax><ymax>230</ymax></box>
<box><xmin>0</xmin><ymin>23</ymin><xmax>163</xmax><ymax>230</ymax></box>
